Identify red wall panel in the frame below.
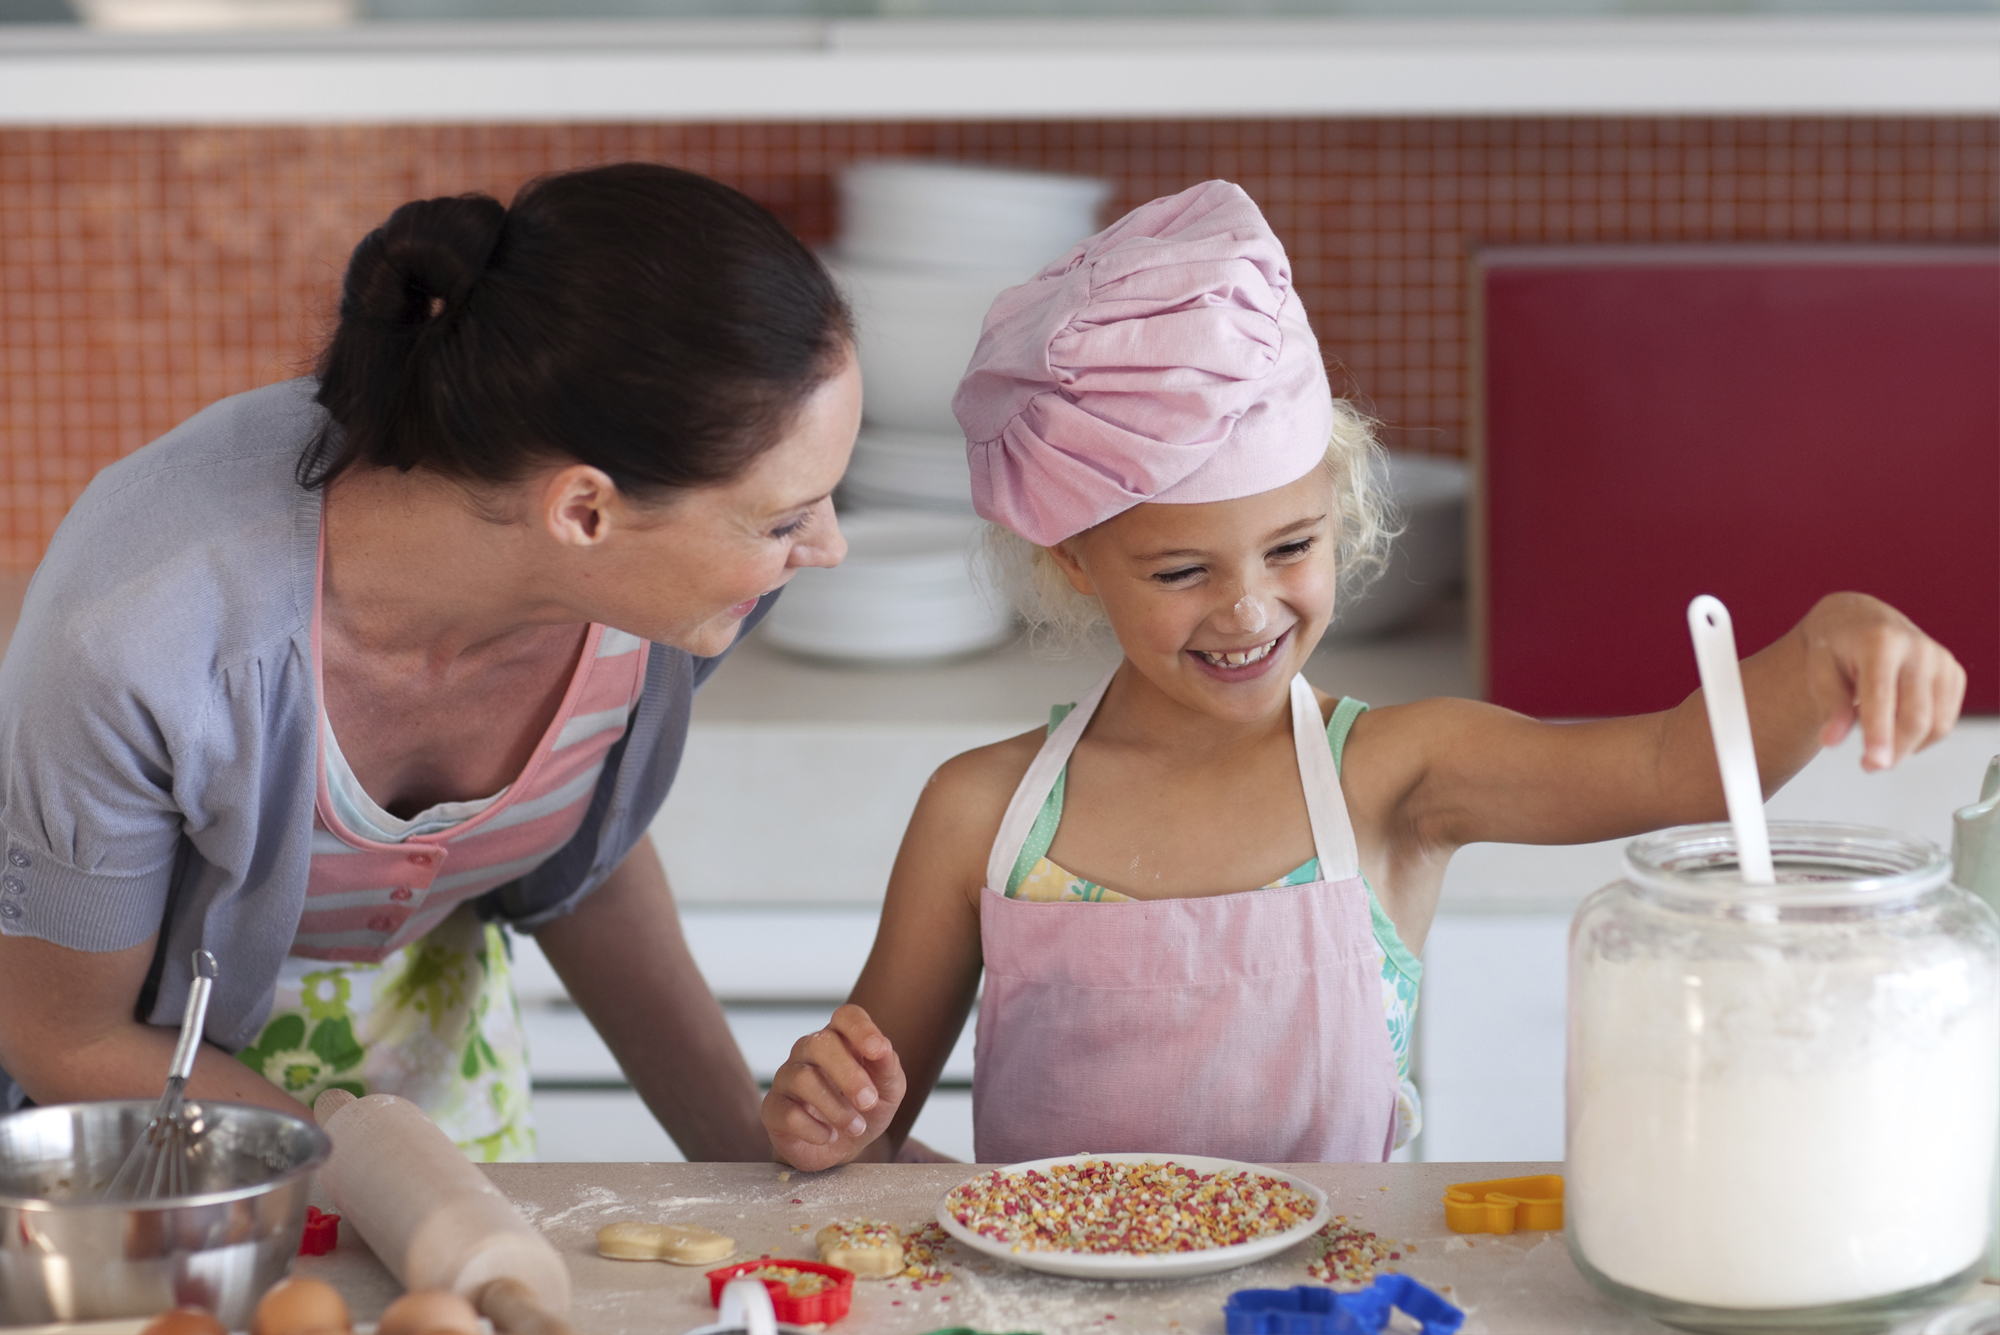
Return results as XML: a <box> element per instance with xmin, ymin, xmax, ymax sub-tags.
<box><xmin>1481</xmin><ymin>248</ymin><xmax>1999</xmax><ymax>717</ymax></box>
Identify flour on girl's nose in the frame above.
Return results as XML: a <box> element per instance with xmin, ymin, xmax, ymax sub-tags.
<box><xmin>1234</xmin><ymin>595</ymin><xmax>1269</xmax><ymax>633</ymax></box>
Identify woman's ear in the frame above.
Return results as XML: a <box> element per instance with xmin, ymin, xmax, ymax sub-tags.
<box><xmin>542</xmin><ymin>464</ymin><xmax>621</xmax><ymax>547</ymax></box>
<box><xmin>1046</xmin><ymin>537</ymin><xmax>1098</xmax><ymax>597</ymax></box>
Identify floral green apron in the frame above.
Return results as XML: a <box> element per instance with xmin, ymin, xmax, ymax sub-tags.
<box><xmin>235</xmin><ymin>905</ymin><xmax>534</xmax><ymax>1162</ymax></box>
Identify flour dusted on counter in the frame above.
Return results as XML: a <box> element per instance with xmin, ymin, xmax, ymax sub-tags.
<box><xmin>1570</xmin><ymin>949</ymin><xmax>1999</xmax><ymax>1309</ymax></box>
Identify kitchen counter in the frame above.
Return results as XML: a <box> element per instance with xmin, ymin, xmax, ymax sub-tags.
<box><xmin>291</xmin><ymin>1160</ymin><xmax>1999</xmax><ymax>1335</ymax></box>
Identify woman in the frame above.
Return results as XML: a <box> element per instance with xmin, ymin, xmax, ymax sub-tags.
<box><xmin>0</xmin><ymin>163</ymin><xmax>858</xmax><ymax>1161</ymax></box>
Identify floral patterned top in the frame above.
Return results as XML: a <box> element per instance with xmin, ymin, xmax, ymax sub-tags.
<box><xmin>236</xmin><ymin>907</ymin><xmax>533</xmax><ymax>1162</ymax></box>
<box><xmin>1005</xmin><ymin>696</ymin><xmax>1423</xmax><ymax>1149</ymax></box>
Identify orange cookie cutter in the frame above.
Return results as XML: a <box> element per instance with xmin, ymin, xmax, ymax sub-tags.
<box><xmin>1442</xmin><ymin>1174</ymin><xmax>1563</xmax><ymax>1234</ymax></box>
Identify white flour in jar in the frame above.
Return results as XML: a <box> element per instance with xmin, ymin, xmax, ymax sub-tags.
<box><xmin>1570</xmin><ymin>950</ymin><xmax>1998</xmax><ymax>1310</ymax></box>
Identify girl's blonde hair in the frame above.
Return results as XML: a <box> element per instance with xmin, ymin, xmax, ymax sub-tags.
<box><xmin>983</xmin><ymin>397</ymin><xmax>1396</xmax><ymax>652</ymax></box>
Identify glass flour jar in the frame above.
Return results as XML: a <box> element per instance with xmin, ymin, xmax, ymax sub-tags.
<box><xmin>1568</xmin><ymin>822</ymin><xmax>2000</xmax><ymax>1335</ymax></box>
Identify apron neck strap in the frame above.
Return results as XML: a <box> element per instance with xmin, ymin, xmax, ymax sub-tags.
<box><xmin>985</xmin><ymin>668</ymin><xmax>1116</xmax><ymax>893</ymax></box>
<box><xmin>983</xmin><ymin>668</ymin><xmax>1363</xmax><ymax>891</ymax></box>
<box><xmin>1291</xmin><ymin>673</ymin><xmax>1361</xmax><ymax>880</ymax></box>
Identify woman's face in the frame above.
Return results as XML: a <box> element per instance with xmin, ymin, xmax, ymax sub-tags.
<box><xmin>550</xmin><ymin>350</ymin><xmax>863</xmax><ymax>657</ymax></box>
<box><xmin>1055</xmin><ymin>465</ymin><xmax>1338</xmax><ymax>724</ymax></box>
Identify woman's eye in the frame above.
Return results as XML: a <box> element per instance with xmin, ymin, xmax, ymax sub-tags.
<box><xmin>771</xmin><ymin>512</ymin><xmax>812</xmax><ymax>540</ymax></box>
<box><xmin>1152</xmin><ymin>566</ymin><xmax>1202</xmax><ymax>585</ymax></box>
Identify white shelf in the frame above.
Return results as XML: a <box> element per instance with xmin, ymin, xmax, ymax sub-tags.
<box><xmin>1</xmin><ymin>15</ymin><xmax>1994</xmax><ymax>125</ymax></box>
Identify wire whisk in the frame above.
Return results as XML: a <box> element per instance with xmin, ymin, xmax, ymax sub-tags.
<box><xmin>104</xmin><ymin>948</ymin><xmax>219</xmax><ymax>1201</ymax></box>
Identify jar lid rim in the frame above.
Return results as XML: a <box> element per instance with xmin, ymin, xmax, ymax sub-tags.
<box><xmin>1623</xmin><ymin>821</ymin><xmax>1950</xmax><ymax>904</ymax></box>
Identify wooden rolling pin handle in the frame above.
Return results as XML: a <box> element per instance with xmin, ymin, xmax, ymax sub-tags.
<box><xmin>478</xmin><ymin>1278</ymin><xmax>577</xmax><ymax>1335</ymax></box>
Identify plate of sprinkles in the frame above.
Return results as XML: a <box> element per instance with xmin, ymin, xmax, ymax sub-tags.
<box><xmin>937</xmin><ymin>1153</ymin><xmax>1330</xmax><ymax>1279</ymax></box>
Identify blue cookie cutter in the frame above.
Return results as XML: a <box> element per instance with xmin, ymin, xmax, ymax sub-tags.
<box><xmin>1224</xmin><ymin>1275</ymin><xmax>1465</xmax><ymax>1335</ymax></box>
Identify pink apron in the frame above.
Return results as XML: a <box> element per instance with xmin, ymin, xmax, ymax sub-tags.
<box><xmin>972</xmin><ymin>671</ymin><xmax>1401</xmax><ymax>1165</ymax></box>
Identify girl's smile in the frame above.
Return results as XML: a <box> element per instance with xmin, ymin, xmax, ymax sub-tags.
<box><xmin>1050</xmin><ymin>464</ymin><xmax>1339</xmax><ymax>725</ymax></box>
<box><xmin>1189</xmin><ymin>626</ymin><xmax>1293</xmax><ymax>679</ymax></box>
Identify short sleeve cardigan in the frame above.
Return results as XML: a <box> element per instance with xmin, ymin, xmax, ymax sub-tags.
<box><xmin>0</xmin><ymin>380</ymin><xmax>770</xmax><ymax>1112</ymax></box>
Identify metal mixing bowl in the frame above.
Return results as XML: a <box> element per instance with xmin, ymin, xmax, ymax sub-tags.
<box><xmin>0</xmin><ymin>1099</ymin><xmax>330</xmax><ymax>1327</ymax></box>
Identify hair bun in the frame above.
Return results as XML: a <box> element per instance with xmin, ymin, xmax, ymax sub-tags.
<box><xmin>306</xmin><ymin>162</ymin><xmax>852</xmax><ymax>493</ymax></box>
<box><xmin>341</xmin><ymin>193</ymin><xmax>506</xmax><ymax>326</ymax></box>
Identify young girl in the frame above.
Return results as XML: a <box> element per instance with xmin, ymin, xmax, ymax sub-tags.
<box><xmin>762</xmin><ymin>180</ymin><xmax>1966</xmax><ymax>1169</ymax></box>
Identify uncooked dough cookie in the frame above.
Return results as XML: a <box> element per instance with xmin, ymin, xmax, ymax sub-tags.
<box><xmin>596</xmin><ymin>1221</ymin><xmax>736</xmax><ymax>1264</ymax></box>
<box><xmin>816</xmin><ymin>1219</ymin><xmax>905</xmax><ymax>1278</ymax></box>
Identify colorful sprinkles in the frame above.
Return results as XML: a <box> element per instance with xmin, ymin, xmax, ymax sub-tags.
<box><xmin>1304</xmin><ymin>1215</ymin><xmax>1410</xmax><ymax>1287</ymax></box>
<box><xmin>820</xmin><ymin>1217</ymin><xmax>902</xmax><ymax>1254</ymax></box>
<box><xmin>897</xmin><ymin>1220</ymin><xmax>955</xmax><ymax>1288</ymax></box>
<box><xmin>945</xmin><ymin>1159</ymin><xmax>1317</xmax><ymax>1255</ymax></box>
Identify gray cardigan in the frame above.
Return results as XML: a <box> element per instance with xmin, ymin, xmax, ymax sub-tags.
<box><xmin>0</xmin><ymin>380</ymin><xmax>768</xmax><ymax>1111</ymax></box>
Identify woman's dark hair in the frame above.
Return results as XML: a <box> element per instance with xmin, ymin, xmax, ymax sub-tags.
<box><xmin>301</xmin><ymin>162</ymin><xmax>852</xmax><ymax>496</ymax></box>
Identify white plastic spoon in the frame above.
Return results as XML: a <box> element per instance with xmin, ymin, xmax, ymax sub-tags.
<box><xmin>1687</xmin><ymin>595</ymin><xmax>1775</xmax><ymax>885</ymax></box>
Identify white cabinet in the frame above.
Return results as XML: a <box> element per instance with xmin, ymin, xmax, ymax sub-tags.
<box><xmin>1414</xmin><ymin>914</ymin><xmax>1571</xmax><ymax>1163</ymax></box>
<box><xmin>515</xmin><ymin>910</ymin><xmax>979</xmax><ymax>1162</ymax></box>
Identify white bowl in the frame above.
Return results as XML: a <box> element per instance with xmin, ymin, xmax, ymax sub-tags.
<box><xmin>762</xmin><ymin>510</ymin><xmax>1014</xmax><ymax>663</ymax></box>
<box><xmin>827</xmin><ymin>256</ymin><xmax>1016</xmax><ymax>435</ymax></box>
<box><xmin>840</xmin><ymin>427</ymin><xmax>975</xmax><ymax>514</ymax></box>
<box><xmin>838</xmin><ymin>159</ymin><xmax>1111</xmax><ymax>277</ymax></box>
<box><xmin>1324</xmin><ymin>452</ymin><xmax>1469</xmax><ymax>643</ymax></box>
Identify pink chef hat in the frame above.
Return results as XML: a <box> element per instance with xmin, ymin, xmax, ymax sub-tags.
<box><xmin>952</xmin><ymin>180</ymin><xmax>1333</xmax><ymax>547</ymax></box>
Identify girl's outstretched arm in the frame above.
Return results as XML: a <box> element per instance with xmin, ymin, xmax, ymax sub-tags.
<box><xmin>1379</xmin><ymin>591</ymin><xmax>1964</xmax><ymax>858</ymax></box>
<box><xmin>762</xmin><ymin>733</ymin><xmax>1029</xmax><ymax>1170</ymax></box>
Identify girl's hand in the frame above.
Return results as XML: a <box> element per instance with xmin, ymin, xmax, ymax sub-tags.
<box><xmin>762</xmin><ymin>1003</ymin><xmax>906</xmax><ymax>1171</ymax></box>
<box><xmin>1801</xmin><ymin>592</ymin><xmax>1965</xmax><ymax>771</ymax></box>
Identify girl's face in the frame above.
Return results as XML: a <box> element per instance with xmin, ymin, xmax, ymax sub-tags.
<box><xmin>1054</xmin><ymin>465</ymin><xmax>1338</xmax><ymax>724</ymax></box>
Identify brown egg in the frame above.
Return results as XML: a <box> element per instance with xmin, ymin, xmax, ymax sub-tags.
<box><xmin>376</xmin><ymin>1290</ymin><xmax>481</xmax><ymax>1335</ymax></box>
<box><xmin>252</xmin><ymin>1276</ymin><xmax>352</xmax><ymax>1335</ymax></box>
<box><xmin>141</xmin><ymin>1309</ymin><xmax>228</xmax><ymax>1335</ymax></box>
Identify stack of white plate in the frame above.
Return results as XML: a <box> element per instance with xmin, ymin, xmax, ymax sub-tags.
<box><xmin>838</xmin><ymin>159</ymin><xmax>1113</xmax><ymax>277</ymax></box>
<box><xmin>762</xmin><ymin>512</ymin><xmax>1013</xmax><ymax>663</ymax></box>
<box><xmin>829</xmin><ymin>157</ymin><xmax>1112</xmax><ymax>466</ymax></box>
<box><xmin>765</xmin><ymin>160</ymin><xmax>1111</xmax><ymax>664</ymax></box>
<box><xmin>843</xmin><ymin>426</ymin><xmax>977</xmax><ymax>514</ymax></box>
<box><xmin>824</xmin><ymin>258</ymin><xmax>1018</xmax><ymax>438</ymax></box>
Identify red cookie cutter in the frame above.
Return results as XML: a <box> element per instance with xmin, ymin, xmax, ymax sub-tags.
<box><xmin>706</xmin><ymin>1259</ymin><xmax>855</xmax><ymax>1325</ymax></box>
<box><xmin>297</xmin><ymin>1206</ymin><xmax>340</xmax><ymax>1256</ymax></box>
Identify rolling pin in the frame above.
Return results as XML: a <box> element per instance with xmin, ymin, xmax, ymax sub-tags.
<box><xmin>313</xmin><ymin>1090</ymin><xmax>573</xmax><ymax>1335</ymax></box>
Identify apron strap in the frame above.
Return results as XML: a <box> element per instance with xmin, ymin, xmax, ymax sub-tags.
<box><xmin>985</xmin><ymin>668</ymin><xmax>1117</xmax><ymax>893</ymax></box>
<box><xmin>983</xmin><ymin>669</ymin><xmax>1363</xmax><ymax>890</ymax></box>
<box><xmin>1291</xmin><ymin>673</ymin><xmax>1362</xmax><ymax>880</ymax></box>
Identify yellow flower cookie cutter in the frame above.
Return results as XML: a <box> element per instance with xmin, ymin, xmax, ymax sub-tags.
<box><xmin>1442</xmin><ymin>1174</ymin><xmax>1564</xmax><ymax>1234</ymax></box>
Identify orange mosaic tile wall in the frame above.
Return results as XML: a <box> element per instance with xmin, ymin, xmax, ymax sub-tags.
<box><xmin>2</xmin><ymin>117</ymin><xmax>1994</xmax><ymax>567</ymax></box>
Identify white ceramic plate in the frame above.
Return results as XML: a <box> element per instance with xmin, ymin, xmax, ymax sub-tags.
<box><xmin>935</xmin><ymin>1152</ymin><xmax>1330</xmax><ymax>1280</ymax></box>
